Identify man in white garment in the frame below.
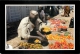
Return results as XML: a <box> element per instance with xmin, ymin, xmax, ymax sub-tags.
<box><xmin>17</xmin><ymin>10</ymin><xmax>48</xmax><ymax>45</ymax></box>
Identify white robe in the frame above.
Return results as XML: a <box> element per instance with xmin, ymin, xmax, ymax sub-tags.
<box><xmin>17</xmin><ymin>17</ymin><xmax>42</xmax><ymax>39</ymax></box>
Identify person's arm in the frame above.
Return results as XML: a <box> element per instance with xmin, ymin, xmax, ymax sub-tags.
<box><xmin>35</xmin><ymin>19</ymin><xmax>46</xmax><ymax>38</ymax></box>
<box><xmin>26</xmin><ymin>34</ymin><xmax>45</xmax><ymax>43</ymax></box>
<box><xmin>21</xmin><ymin>23</ymin><xmax>44</xmax><ymax>41</ymax></box>
<box><xmin>36</xmin><ymin>31</ymin><xmax>46</xmax><ymax>38</ymax></box>
<box><xmin>29</xmin><ymin>35</ymin><xmax>39</xmax><ymax>39</ymax></box>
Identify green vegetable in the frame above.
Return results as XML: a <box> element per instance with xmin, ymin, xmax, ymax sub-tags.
<box><xmin>58</xmin><ymin>34</ymin><xmax>61</xmax><ymax>36</ymax></box>
<box><xmin>64</xmin><ymin>32</ymin><xmax>70</xmax><ymax>36</ymax></box>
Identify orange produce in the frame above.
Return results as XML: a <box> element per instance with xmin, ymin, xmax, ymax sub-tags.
<box><xmin>66</xmin><ymin>36</ymin><xmax>70</xmax><ymax>39</ymax></box>
<box><xmin>54</xmin><ymin>41</ymin><xmax>61</xmax><ymax>49</ymax></box>
<box><xmin>46</xmin><ymin>34</ymin><xmax>53</xmax><ymax>40</ymax></box>
<box><xmin>62</xmin><ymin>26</ymin><xmax>67</xmax><ymax>29</ymax></box>
<box><xmin>46</xmin><ymin>34</ymin><xmax>73</xmax><ymax>40</ymax></box>
<box><xmin>68</xmin><ymin>43</ymin><xmax>74</xmax><ymax>49</ymax></box>
<box><xmin>58</xmin><ymin>25</ymin><xmax>63</xmax><ymax>29</ymax></box>
<box><xmin>49</xmin><ymin>41</ymin><xmax>74</xmax><ymax>49</ymax></box>
<box><xmin>49</xmin><ymin>42</ymin><xmax>61</xmax><ymax>49</ymax></box>
<box><xmin>49</xmin><ymin>44</ymin><xmax>54</xmax><ymax>49</ymax></box>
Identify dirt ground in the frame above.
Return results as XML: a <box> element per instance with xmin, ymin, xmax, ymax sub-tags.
<box><xmin>6</xmin><ymin>10</ymin><xmax>74</xmax><ymax>49</ymax></box>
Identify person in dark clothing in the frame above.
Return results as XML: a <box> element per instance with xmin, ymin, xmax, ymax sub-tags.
<box><xmin>38</xmin><ymin>6</ymin><xmax>45</xmax><ymax>23</ymax></box>
<box><xmin>44</xmin><ymin>6</ymin><xmax>59</xmax><ymax>17</ymax></box>
<box><xmin>44</xmin><ymin>6</ymin><xmax>50</xmax><ymax>16</ymax></box>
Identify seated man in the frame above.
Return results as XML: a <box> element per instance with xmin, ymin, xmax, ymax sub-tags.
<box><xmin>17</xmin><ymin>10</ymin><xmax>48</xmax><ymax>46</ymax></box>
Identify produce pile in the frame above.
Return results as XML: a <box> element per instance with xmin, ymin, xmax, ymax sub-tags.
<box><xmin>41</xmin><ymin>18</ymin><xmax>74</xmax><ymax>49</ymax></box>
<box><xmin>49</xmin><ymin>41</ymin><xmax>74</xmax><ymax>49</ymax></box>
<box><xmin>46</xmin><ymin>32</ymin><xmax>73</xmax><ymax>40</ymax></box>
<box><xmin>48</xmin><ymin>19</ymin><xmax>67</xmax><ymax>32</ymax></box>
<box><xmin>18</xmin><ymin>41</ymin><xmax>42</xmax><ymax>49</ymax></box>
<box><xmin>46</xmin><ymin>32</ymin><xmax>74</xmax><ymax>49</ymax></box>
<box><xmin>18</xmin><ymin>18</ymin><xmax>74</xmax><ymax>49</ymax></box>
<box><xmin>49</xmin><ymin>19</ymin><xmax>66</xmax><ymax>24</ymax></box>
<box><xmin>42</xmin><ymin>26</ymin><xmax>51</xmax><ymax>33</ymax></box>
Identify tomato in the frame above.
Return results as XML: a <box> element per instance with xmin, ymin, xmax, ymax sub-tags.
<box><xmin>68</xmin><ymin>43</ymin><xmax>74</xmax><ymax>49</ymax></box>
<box><xmin>49</xmin><ymin>44</ymin><xmax>54</xmax><ymax>49</ymax></box>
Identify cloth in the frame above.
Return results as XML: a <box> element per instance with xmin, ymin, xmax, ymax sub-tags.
<box><xmin>17</xmin><ymin>17</ymin><xmax>42</xmax><ymax>39</ymax></box>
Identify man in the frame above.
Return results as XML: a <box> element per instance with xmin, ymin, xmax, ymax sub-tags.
<box><xmin>17</xmin><ymin>10</ymin><xmax>48</xmax><ymax>46</ymax></box>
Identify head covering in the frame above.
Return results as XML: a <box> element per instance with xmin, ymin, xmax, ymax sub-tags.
<box><xmin>30</xmin><ymin>10</ymin><xmax>38</xmax><ymax>18</ymax></box>
<box><xmin>30</xmin><ymin>10</ymin><xmax>38</xmax><ymax>15</ymax></box>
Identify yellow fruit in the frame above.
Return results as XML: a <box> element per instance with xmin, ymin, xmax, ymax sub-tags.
<box><xmin>34</xmin><ymin>39</ymin><xmax>41</xmax><ymax>43</ymax></box>
<box><xmin>43</xmin><ymin>26</ymin><xmax>51</xmax><ymax>32</ymax></box>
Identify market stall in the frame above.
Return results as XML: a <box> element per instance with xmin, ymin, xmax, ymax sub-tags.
<box><xmin>6</xmin><ymin>6</ymin><xmax>74</xmax><ymax>50</ymax></box>
<box><xmin>6</xmin><ymin>17</ymin><xmax>74</xmax><ymax>49</ymax></box>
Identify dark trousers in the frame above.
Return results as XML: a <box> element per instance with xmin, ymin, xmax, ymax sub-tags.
<box><xmin>28</xmin><ymin>28</ymin><xmax>39</xmax><ymax>43</ymax></box>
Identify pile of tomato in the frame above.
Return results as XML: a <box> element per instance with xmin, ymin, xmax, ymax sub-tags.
<box><xmin>46</xmin><ymin>19</ymin><xmax>74</xmax><ymax>49</ymax></box>
<box><xmin>46</xmin><ymin>33</ymin><xmax>74</xmax><ymax>49</ymax></box>
<box><xmin>49</xmin><ymin>19</ymin><xmax>62</xmax><ymax>24</ymax></box>
<box><xmin>49</xmin><ymin>40</ymin><xmax>74</xmax><ymax>49</ymax></box>
<box><xmin>48</xmin><ymin>19</ymin><xmax>67</xmax><ymax>32</ymax></box>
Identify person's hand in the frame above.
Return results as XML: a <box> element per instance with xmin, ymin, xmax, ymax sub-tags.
<box><xmin>41</xmin><ymin>35</ymin><xmax>48</xmax><ymax>41</ymax></box>
<box><xmin>41</xmin><ymin>40</ymin><xmax>49</xmax><ymax>46</ymax></box>
<box><xmin>38</xmin><ymin>37</ymin><xmax>49</xmax><ymax>46</ymax></box>
<box><xmin>38</xmin><ymin>37</ymin><xmax>45</xmax><ymax>42</ymax></box>
<box><xmin>36</xmin><ymin>31</ymin><xmax>47</xmax><ymax>39</ymax></box>
<box><xmin>40</xmin><ymin>37</ymin><xmax>49</xmax><ymax>46</ymax></box>
<box><xmin>42</xmin><ymin>35</ymin><xmax>46</xmax><ymax>38</ymax></box>
<box><xmin>44</xmin><ymin>37</ymin><xmax>48</xmax><ymax>41</ymax></box>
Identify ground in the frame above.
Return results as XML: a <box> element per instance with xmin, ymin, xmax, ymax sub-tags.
<box><xmin>6</xmin><ymin>9</ymin><xmax>74</xmax><ymax>49</ymax></box>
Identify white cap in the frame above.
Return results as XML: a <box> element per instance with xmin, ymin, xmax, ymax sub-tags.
<box><xmin>30</xmin><ymin>10</ymin><xmax>38</xmax><ymax>15</ymax></box>
<box><xmin>30</xmin><ymin>10</ymin><xmax>38</xmax><ymax>18</ymax></box>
